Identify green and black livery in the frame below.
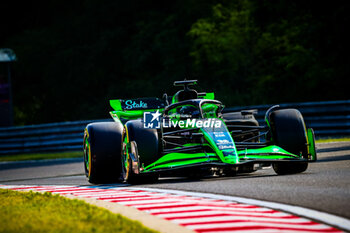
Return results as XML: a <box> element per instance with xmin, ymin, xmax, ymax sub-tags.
<box><xmin>83</xmin><ymin>80</ymin><xmax>317</xmax><ymax>184</ymax></box>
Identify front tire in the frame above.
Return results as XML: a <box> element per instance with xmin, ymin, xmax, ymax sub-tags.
<box><xmin>83</xmin><ymin>122</ymin><xmax>123</xmax><ymax>184</ymax></box>
<box><xmin>269</xmin><ymin>109</ymin><xmax>308</xmax><ymax>175</ymax></box>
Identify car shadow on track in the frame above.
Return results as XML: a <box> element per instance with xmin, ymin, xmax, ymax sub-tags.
<box><xmin>147</xmin><ymin>173</ymin><xmax>279</xmax><ymax>185</ymax></box>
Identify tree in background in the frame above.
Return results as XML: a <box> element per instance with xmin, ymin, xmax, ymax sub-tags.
<box><xmin>1</xmin><ymin>0</ymin><xmax>349</xmax><ymax>125</ymax></box>
<box><xmin>189</xmin><ymin>0</ymin><xmax>350</xmax><ymax>105</ymax></box>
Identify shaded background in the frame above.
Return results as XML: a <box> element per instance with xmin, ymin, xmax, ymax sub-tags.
<box><xmin>1</xmin><ymin>0</ymin><xmax>349</xmax><ymax>125</ymax></box>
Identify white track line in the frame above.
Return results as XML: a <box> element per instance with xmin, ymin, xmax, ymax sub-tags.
<box><xmin>155</xmin><ymin>210</ymin><xmax>289</xmax><ymax>218</ymax></box>
<box><xmin>206</xmin><ymin>230</ymin><xmax>320</xmax><ymax>233</ymax></box>
<box><xmin>172</xmin><ymin>216</ymin><xmax>313</xmax><ymax>224</ymax></box>
<box><xmin>186</xmin><ymin>221</ymin><xmax>333</xmax><ymax>230</ymax></box>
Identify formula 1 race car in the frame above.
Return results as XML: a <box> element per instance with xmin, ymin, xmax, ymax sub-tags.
<box><xmin>83</xmin><ymin>80</ymin><xmax>317</xmax><ymax>184</ymax></box>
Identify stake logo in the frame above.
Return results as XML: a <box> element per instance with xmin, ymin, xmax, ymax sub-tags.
<box><xmin>143</xmin><ymin>110</ymin><xmax>161</xmax><ymax>128</ymax></box>
<box><xmin>125</xmin><ymin>100</ymin><xmax>147</xmax><ymax>109</ymax></box>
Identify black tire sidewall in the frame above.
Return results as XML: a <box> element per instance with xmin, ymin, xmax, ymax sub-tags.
<box><xmin>84</xmin><ymin>122</ymin><xmax>123</xmax><ymax>183</ymax></box>
<box><xmin>269</xmin><ymin>109</ymin><xmax>308</xmax><ymax>175</ymax></box>
<box><xmin>125</xmin><ymin>120</ymin><xmax>159</xmax><ymax>167</ymax></box>
<box><xmin>270</xmin><ymin>109</ymin><xmax>308</xmax><ymax>157</ymax></box>
<box><xmin>124</xmin><ymin>120</ymin><xmax>160</xmax><ymax>183</ymax></box>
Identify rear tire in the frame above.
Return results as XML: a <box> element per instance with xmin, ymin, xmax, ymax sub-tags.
<box><xmin>223</xmin><ymin>111</ymin><xmax>259</xmax><ymax>142</ymax></box>
<box><xmin>83</xmin><ymin>122</ymin><xmax>123</xmax><ymax>184</ymax></box>
<box><xmin>269</xmin><ymin>109</ymin><xmax>308</xmax><ymax>175</ymax></box>
<box><xmin>125</xmin><ymin>120</ymin><xmax>160</xmax><ymax>167</ymax></box>
<box><xmin>222</xmin><ymin>111</ymin><xmax>259</xmax><ymax>126</ymax></box>
<box><xmin>123</xmin><ymin>120</ymin><xmax>159</xmax><ymax>184</ymax></box>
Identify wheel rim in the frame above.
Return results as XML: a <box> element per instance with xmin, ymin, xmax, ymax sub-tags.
<box><xmin>83</xmin><ymin>129</ymin><xmax>91</xmax><ymax>176</ymax></box>
<box><xmin>121</xmin><ymin>127</ymin><xmax>130</xmax><ymax>181</ymax></box>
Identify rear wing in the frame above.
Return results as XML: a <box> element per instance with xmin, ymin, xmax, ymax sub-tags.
<box><xmin>110</xmin><ymin>98</ymin><xmax>166</xmax><ymax>111</ymax></box>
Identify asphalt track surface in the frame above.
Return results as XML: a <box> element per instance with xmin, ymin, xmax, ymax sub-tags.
<box><xmin>1</xmin><ymin>142</ymin><xmax>349</xmax><ymax>220</ymax></box>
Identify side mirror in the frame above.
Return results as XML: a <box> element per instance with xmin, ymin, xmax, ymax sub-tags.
<box><xmin>163</xmin><ymin>93</ymin><xmax>169</xmax><ymax>106</ymax></box>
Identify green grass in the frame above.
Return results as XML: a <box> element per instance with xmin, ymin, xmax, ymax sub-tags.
<box><xmin>0</xmin><ymin>151</ymin><xmax>83</xmax><ymax>162</ymax></box>
<box><xmin>0</xmin><ymin>189</ymin><xmax>158</xmax><ymax>233</ymax></box>
<box><xmin>316</xmin><ymin>137</ymin><xmax>350</xmax><ymax>143</ymax></box>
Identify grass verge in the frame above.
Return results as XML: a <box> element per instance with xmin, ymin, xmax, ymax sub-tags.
<box><xmin>316</xmin><ymin>137</ymin><xmax>350</xmax><ymax>143</ymax></box>
<box><xmin>0</xmin><ymin>189</ymin><xmax>158</xmax><ymax>233</ymax></box>
<box><xmin>0</xmin><ymin>151</ymin><xmax>83</xmax><ymax>162</ymax></box>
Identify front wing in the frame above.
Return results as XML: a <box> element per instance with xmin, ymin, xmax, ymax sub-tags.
<box><xmin>141</xmin><ymin>145</ymin><xmax>311</xmax><ymax>174</ymax></box>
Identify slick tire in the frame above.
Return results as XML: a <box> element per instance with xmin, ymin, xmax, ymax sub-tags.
<box><xmin>123</xmin><ymin>120</ymin><xmax>159</xmax><ymax>184</ymax></box>
<box><xmin>125</xmin><ymin>119</ymin><xmax>160</xmax><ymax>167</ymax></box>
<box><xmin>222</xmin><ymin>111</ymin><xmax>259</xmax><ymax>142</ymax></box>
<box><xmin>83</xmin><ymin>122</ymin><xmax>123</xmax><ymax>184</ymax></box>
<box><xmin>269</xmin><ymin>109</ymin><xmax>308</xmax><ymax>175</ymax></box>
